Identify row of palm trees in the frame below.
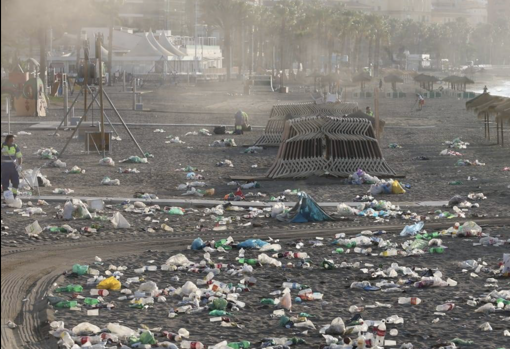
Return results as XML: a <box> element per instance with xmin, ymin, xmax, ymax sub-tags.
<box><xmin>200</xmin><ymin>0</ymin><xmax>510</xmax><ymax>80</ymax></box>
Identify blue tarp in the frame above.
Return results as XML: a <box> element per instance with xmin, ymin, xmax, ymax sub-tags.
<box><xmin>288</xmin><ymin>192</ymin><xmax>333</xmax><ymax>223</ymax></box>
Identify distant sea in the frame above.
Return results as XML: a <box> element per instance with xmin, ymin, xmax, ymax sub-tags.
<box><xmin>470</xmin><ymin>80</ymin><xmax>510</xmax><ymax>98</ymax></box>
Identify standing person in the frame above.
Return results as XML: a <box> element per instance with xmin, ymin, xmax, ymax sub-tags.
<box><xmin>417</xmin><ymin>93</ymin><xmax>425</xmax><ymax>111</ymax></box>
<box><xmin>1</xmin><ymin>135</ymin><xmax>23</xmax><ymax>198</ymax></box>
<box><xmin>365</xmin><ymin>107</ymin><xmax>374</xmax><ymax>116</ymax></box>
<box><xmin>483</xmin><ymin>85</ymin><xmax>488</xmax><ymax>94</ymax></box>
<box><xmin>379</xmin><ymin>79</ymin><xmax>383</xmax><ymax>89</ymax></box>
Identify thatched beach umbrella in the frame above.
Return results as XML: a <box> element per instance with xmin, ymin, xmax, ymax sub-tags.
<box><xmin>383</xmin><ymin>74</ymin><xmax>404</xmax><ymax>92</ymax></box>
<box><xmin>413</xmin><ymin>74</ymin><xmax>438</xmax><ymax>91</ymax></box>
<box><xmin>474</xmin><ymin>96</ymin><xmax>507</xmax><ymax>141</ymax></box>
<box><xmin>352</xmin><ymin>72</ymin><xmax>372</xmax><ymax>92</ymax></box>
<box><xmin>443</xmin><ymin>76</ymin><xmax>474</xmax><ymax>91</ymax></box>
<box><xmin>466</xmin><ymin>92</ymin><xmax>493</xmax><ymax>111</ymax></box>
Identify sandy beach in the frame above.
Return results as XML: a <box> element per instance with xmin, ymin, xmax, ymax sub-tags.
<box><xmin>1</xmin><ymin>81</ymin><xmax>509</xmax><ymax>349</ymax></box>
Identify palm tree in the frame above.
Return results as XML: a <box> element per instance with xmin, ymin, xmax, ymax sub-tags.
<box><xmin>201</xmin><ymin>0</ymin><xmax>248</xmax><ymax>80</ymax></box>
<box><xmin>101</xmin><ymin>0</ymin><xmax>125</xmax><ymax>87</ymax></box>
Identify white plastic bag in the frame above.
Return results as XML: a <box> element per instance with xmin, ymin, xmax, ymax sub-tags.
<box><xmin>63</xmin><ymin>201</ymin><xmax>75</xmax><ymax>220</ymax></box>
<box><xmin>111</xmin><ymin>212</ymin><xmax>131</xmax><ymax>229</ymax></box>
<box><xmin>271</xmin><ymin>203</ymin><xmax>285</xmax><ymax>218</ymax></box>
<box><xmin>25</xmin><ymin>221</ymin><xmax>43</xmax><ymax>236</ymax></box>
<box><xmin>72</xmin><ymin>322</ymin><xmax>101</xmax><ymax>335</ymax></box>
<box><xmin>5</xmin><ymin>190</ymin><xmax>22</xmax><ymax>208</ymax></box>
<box><xmin>181</xmin><ymin>281</ymin><xmax>198</xmax><ymax>296</ymax></box>
<box><xmin>107</xmin><ymin>323</ymin><xmax>136</xmax><ymax>340</ymax></box>
<box><xmin>165</xmin><ymin>254</ymin><xmax>191</xmax><ymax>267</ymax></box>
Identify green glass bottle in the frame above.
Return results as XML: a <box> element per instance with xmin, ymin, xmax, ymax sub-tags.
<box><xmin>238</xmin><ymin>258</ymin><xmax>258</xmax><ymax>266</ymax></box>
<box><xmin>84</xmin><ymin>298</ymin><xmax>99</xmax><ymax>306</ymax></box>
<box><xmin>209</xmin><ymin>310</ymin><xmax>231</xmax><ymax>316</ymax></box>
<box><xmin>56</xmin><ymin>284</ymin><xmax>83</xmax><ymax>293</ymax></box>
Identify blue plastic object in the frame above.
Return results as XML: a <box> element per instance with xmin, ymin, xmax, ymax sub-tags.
<box><xmin>288</xmin><ymin>192</ymin><xmax>333</xmax><ymax>223</ymax></box>
<box><xmin>191</xmin><ymin>237</ymin><xmax>206</xmax><ymax>250</ymax></box>
<box><xmin>238</xmin><ymin>239</ymin><xmax>268</xmax><ymax>249</ymax></box>
<box><xmin>400</xmin><ymin>221</ymin><xmax>425</xmax><ymax>236</ymax></box>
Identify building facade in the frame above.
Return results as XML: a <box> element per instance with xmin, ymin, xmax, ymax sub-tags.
<box><xmin>487</xmin><ymin>0</ymin><xmax>510</xmax><ymax>22</ymax></box>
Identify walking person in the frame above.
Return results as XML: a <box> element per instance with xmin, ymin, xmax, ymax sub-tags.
<box><xmin>365</xmin><ymin>106</ymin><xmax>374</xmax><ymax>116</ymax></box>
<box><xmin>1</xmin><ymin>135</ymin><xmax>23</xmax><ymax>199</ymax></box>
<box><xmin>417</xmin><ymin>93</ymin><xmax>425</xmax><ymax>111</ymax></box>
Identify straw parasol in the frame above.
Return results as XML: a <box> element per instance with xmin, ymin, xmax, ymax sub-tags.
<box><xmin>473</xmin><ymin>95</ymin><xmax>507</xmax><ymax>142</ymax></box>
<box><xmin>383</xmin><ymin>74</ymin><xmax>404</xmax><ymax>92</ymax></box>
<box><xmin>352</xmin><ymin>72</ymin><xmax>372</xmax><ymax>92</ymax></box>
<box><xmin>413</xmin><ymin>74</ymin><xmax>439</xmax><ymax>91</ymax></box>
<box><xmin>443</xmin><ymin>76</ymin><xmax>474</xmax><ymax>91</ymax></box>
<box><xmin>466</xmin><ymin>92</ymin><xmax>493</xmax><ymax>110</ymax></box>
<box><xmin>495</xmin><ymin>103</ymin><xmax>510</xmax><ymax>146</ymax></box>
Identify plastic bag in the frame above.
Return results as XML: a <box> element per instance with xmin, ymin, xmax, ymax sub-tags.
<box><xmin>4</xmin><ymin>191</ymin><xmax>23</xmax><ymax>208</ymax></box>
<box><xmin>281</xmin><ymin>292</ymin><xmax>292</xmax><ymax>310</ymax></box>
<box><xmin>166</xmin><ymin>207</ymin><xmax>184</xmax><ymax>215</ymax></box>
<box><xmin>258</xmin><ymin>253</ymin><xmax>282</xmax><ymax>267</ymax></box>
<box><xmin>457</xmin><ymin>221</ymin><xmax>482</xmax><ymax>237</ymax></box>
<box><xmin>97</xmin><ymin>276</ymin><xmax>122</xmax><ymax>291</ymax></box>
<box><xmin>25</xmin><ymin>221</ymin><xmax>42</xmax><ymax>236</ymax></box>
<box><xmin>271</xmin><ymin>203</ymin><xmax>286</xmax><ymax>218</ymax></box>
<box><xmin>165</xmin><ymin>254</ymin><xmax>191</xmax><ymax>267</ymax></box>
<box><xmin>99</xmin><ymin>157</ymin><xmax>115</xmax><ymax>167</ymax></box>
<box><xmin>391</xmin><ymin>180</ymin><xmax>406</xmax><ymax>194</ymax></box>
<box><xmin>111</xmin><ymin>212</ymin><xmax>131</xmax><ymax>229</ymax></box>
<box><xmin>140</xmin><ymin>331</ymin><xmax>157</xmax><ymax>345</ymax></box>
<box><xmin>72</xmin><ymin>322</ymin><xmax>101</xmax><ymax>335</ymax></box>
<box><xmin>101</xmin><ymin>176</ymin><xmax>120</xmax><ymax>186</ymax></box>
<box><xmin>400</xmin><ymin>221</ymin><xmax>425</xmax><ymax>236</ymax></box>
<box><xmin>72</xmin><ymin>264</ymin><xmax>89</xmax><ymax>275</ymax></box>
<box><xmin>327</xmin><ymin>317</ymin><xmax>345</xmax><ymax>335</ymax></box>
<box><xmin>120</xmin><ymin>156</ymin><xmax>148</xmax><ymax>164</ymax></box>
<box><xmin>107</xmin><ymin>323</ymin><xmax>136</xmax><ymax>340</ymax></box>
<box><xmin>181</xmin><ymin>281</ymin><xmax>198</xmax><ymax>296</ymax></box>
<box><xmin>191</xmin><ymin>238</ymin><xmax>206</xmax><ymax>250</ymax></box>
<box><xmin>336</xmin><ymin>203</ymin><xmax>355</xmax><ymax>216</ymax></box>
<box><xmin>238</xmin><ymin>239</ymin><xmax>268</xmax><ymax>249</ymax></box>
<box><xmin>63</xmin><ymin>201</ymin><xmax>74</xmax><ymax>220</ymax></box>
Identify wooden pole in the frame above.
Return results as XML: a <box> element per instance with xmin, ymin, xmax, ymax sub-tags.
<box><xmin>97</xmin><ymin>34</ymin><xmax>106</xmax><ymax>157</ymax></box>
<box><xmin>83</xmin><ymin>41</ymin><xmax>89</xmax><ymax>122</ymax></box>
<box><xmin>374</xmin><ymin>87</ymin><xmax>380</xmax><ymax>141</ymax></box>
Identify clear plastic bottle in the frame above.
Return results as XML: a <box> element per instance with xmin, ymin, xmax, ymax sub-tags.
<box><xmin>398</xmin><ymin>297</ymin><xmax>422</xmax><ymax>305</ymax></box>
<box><xmin>90</xmin><ymin>289</ymin><xmax>109</xmax><ymax>297</ymax></box>
<box><xmin>181</xmin><ymin>341</ymin><xmax>204</xmax><ymax>349</ymax></box>
<box><xmin>282</xmin><ymin>282</ymin><xmax>301</xmax><ymax>290</ymax></box>
<box><xmin>436</xmin><ymin>303</ymin><xmax>455</xmax><ymax>311</ymax></box>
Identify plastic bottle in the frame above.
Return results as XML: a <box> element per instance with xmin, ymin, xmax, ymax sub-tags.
<box><xmin>238</xmin><ymin>258</ymin><xmax>258</xmax><ymax>266</ymax></box>
<box><xmin>181</xmin><ymin>341</ymin><xmax>204</xmax><ymax>349</ymax></box>
<box><xmin>60</xmin><ymin>332</ymin><xmax>75</xmax><ymax>347</ymax></box>
<box><xmin>380</xmin><ymin>249</ymin><xmax>398</xmax><ymax>257</ymax></box>
<box><xmin>228</xmin><ymin>341</ymin><xmax>251</xmax><ymax>349</ymax></box>
<box><xmin>375</xmin><ymin>320</ymin><xmax>386</xmax><ymax>346</ymax></box>
<box><xmin>282</xmin><ymin>282</ymin><xmax>302</xmax><ymax>290</ymax></box>
<box><xmin>209</xmin><ymin>310</ymin><xmax>230</xmax><ymax>316</ymax></box>
<box><xmin>398</xmin><ymin>297</ymin><xmax>422</xmax><ymax>305</ymax></box>
<box><xmin>90</xmin><ymin>289</ymin><xmax>109</xmax><ymax>297</ymax></box>
<box><xmin>84</xmin><ymin>298</ymin><xmax>100</xmax><ymax>306</ymax></box>
<box><xmin>429</xmin><ymin>247</ymin><xmax>444</xmax><ymax>254</ymax></box>
<box><xmin>56</xmin><ymin>285</ymin><xmax>83</xmax><ymax>293</ymax></box>
<box><xmin>55</xmin><ymin>301</ymin><xmax>78</xmax><ymax>308</ymax></box>
<box><xmin>436</xmin><ymin>303</ymin><xmax>455</xmax><ymax>312</ymax></box>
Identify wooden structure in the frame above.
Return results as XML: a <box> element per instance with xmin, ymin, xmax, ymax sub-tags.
<box><xmin>254</xmin><ymin>102</ymin><xmax>358</xmax><ymax>147</ymax></box>
<box><xmin>266</xmin><ymin>116</ymin><xmax>396</xmax><ymax>179</ymax></box>
<box><xmin>443</xmin><ymin>76</ymin><xmax>474</xmax><ymax>91</ymax></box>
<box><xmin>413</xmin><ymin>74</ymin><xmax>439</xmax><ymax>91</ymax></box>
<box><xmin>466</xmin><ymin>94</ymin><xmax>510</xmax><ymax>146</ymax></box>
<box><xmin>383</xmin><ymin>74</ymin><xmax>404</xmax><ymax>92</ymax></box>
<box><xmin>352</xmin><ymin>72</ymin><xmax>372</xmax><ymax>92</ymax></box>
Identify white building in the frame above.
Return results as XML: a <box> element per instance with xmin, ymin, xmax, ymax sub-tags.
<box><xmin>48</xmin><ymin>27</ymin><xmax>222</xmax><ymax>76</ymax></box>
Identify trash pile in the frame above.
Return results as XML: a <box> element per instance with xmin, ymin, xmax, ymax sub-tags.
<box><xmin>66</xmin><ymin>166</ymin><xmax>86</xmax><ymax>174</ymax></box>
<box><xmin>35</xmin><ymin>147</ymin><xmax>59</xmax><ymax>160</ymax></box>
<box><xmin>455</xmin><ymin>159</ymin><xmax>485</xmax><ymax>166</ymax></box>
<box><xmin>167</xmin><ymin>137</ymin><xmax>185</xmax><ymax>144</ymax></box>
<box><xmin>120</xmin><ymin>156</ymin><xmax>148</xmax><ymax>164</ymax></box>
<box><xmin>444</xmin><ymin>137</ymin><xmax>469</xmax><ymax>149</ymax></box>
<box><xmin>389</xmin><ymin>143</ymin><xmax>402</xmax><ymax>149</ymax></box>
<box><xmin>439</xmin><ymin>149</ymin><xmax>462</xmax><ymax>157</ymax></box>
<box><xmin>101</xmin><ymin>177</ymin><xmax>121</xmax><ymax>186</ymax></box>
<box><xmin>210</xmin><ymin>139</ymin><xmax>237</xmax><ymax>148</ymax></box>
<box><xmin>118</xmin><ymin>168</ymin><xmax>140</xmax><ymax>174</ymax></box>
<box><xmin>99</xmin><ymin>158</ymin><xmax>115</xmax><ymax>167</ymax></box>
<box><xmin>46</xmin><ymin>224</ymin><xmax>509</xmax><ymax>349</ymax></box>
